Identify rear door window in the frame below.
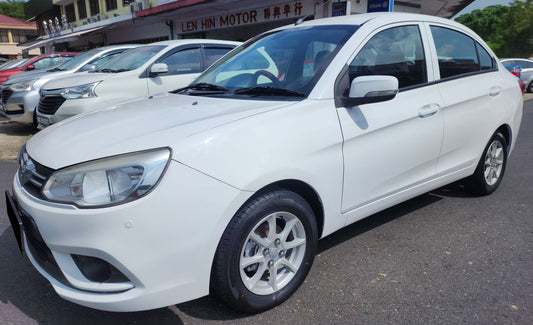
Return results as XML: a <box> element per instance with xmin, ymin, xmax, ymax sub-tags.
<box><xmin>157</xmin><ymin>48</ymin><xmax>201</xmax><ymax>76</ymax></box>
<box><xmin>430</xmin><ymin>26</ymin><xmax>495</xmax><ymax>79</ymax></box>
<box><xmin>204</xmin><ymin>47</ymin><xmax>234</xmax><ymax>67</ymax></box>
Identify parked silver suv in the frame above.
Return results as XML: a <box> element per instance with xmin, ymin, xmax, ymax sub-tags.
<box><xmin>0</xmin><ymin>45</ymin><xmax>138</xmax><ymax>126</ymax></box>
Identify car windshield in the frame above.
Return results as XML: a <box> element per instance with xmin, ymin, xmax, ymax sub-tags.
<box><xmin>94</xmin><ymin>45</ymin><xmax>165</xmax><ymax>73</ymax></box>
<box><xmin>190</xmin><ymin>25</ymin><xmax>358</xmax><ymax>99</ymax></box>
<box><xmin>0</xmin><ymin>60</ymin><xmax>13</xmax><ymax>70</ymax></box>
<box><xmin>10</xmin><ymin>58</ymin><xmax>31</xmax><ymax>68</ymax></box>
<box><xmin>52</xmin><ymin>49</ymin><xmax>104</xmax><ymax>71</ymax></box>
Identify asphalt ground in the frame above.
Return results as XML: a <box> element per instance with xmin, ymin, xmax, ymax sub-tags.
<box><xmin>0</xmin><ymin>97</ymin><xmax>532</xmax><ymax>324</ymax></box>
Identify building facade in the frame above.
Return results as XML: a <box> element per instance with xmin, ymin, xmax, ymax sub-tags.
<box><xmin>0</xmin><ymin>14</ymin><xmax>39</xmax><ymax>59</ymax></box>
<box><xmin>22</xmin><ymin>0</ymin><xmax>474</xmax><ymax>53</ymax></box>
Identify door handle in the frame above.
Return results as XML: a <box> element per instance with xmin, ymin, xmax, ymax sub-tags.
<box><xmin>490</xmin><ymin>86</ymin><xmax>502</xmax><ymax>97</ymax></box>
<box><xmin>418</xmin><ymin>104</ymin><xmax>440</xmax><ymax>118</ymax></box>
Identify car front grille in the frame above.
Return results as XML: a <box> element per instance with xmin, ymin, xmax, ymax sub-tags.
<box><xmin>38</xmin><ymin>95</ymin><xmax>66</xmax><ymax>115</ymax></box>
<box><xmin>18</xmin><ymin>147</ymin><xmax>54</xmax><ymax>200</ymax></box>
<box><xmin>1</xmin><ymin>88</ymin><xmax>13</xmax><ymax>104</ymax></box>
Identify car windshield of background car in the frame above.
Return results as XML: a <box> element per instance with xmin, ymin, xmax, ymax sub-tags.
<box><xmin>94</xmin><ymin>45</ymin><xmax>166</xmax><ymax>73</ymax></box>
<box><xmin>53</xmin><ymin>49</ymin><xmax>104</xmax><ymax>71</ymax></box>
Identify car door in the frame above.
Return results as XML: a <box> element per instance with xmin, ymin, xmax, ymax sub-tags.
<box><xmin>427</xmin><ymin>24</ymin><xmax>504</xmax><ymax>175</ymax></box>
<box><xmin>335</xmin><ymin>23</ymin><xmax>444</xmax><ymax>222</ymax></box>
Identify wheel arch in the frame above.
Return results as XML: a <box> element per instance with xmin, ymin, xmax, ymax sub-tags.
<box><xmin>495</xmin><ymin>124</ymin><xmax>512</xmax><ymax>155</ymax></box>
<box><xmin>252</xmin><ymin>179</ymin><xmax>325</xmax><ymax>239</ymax></box>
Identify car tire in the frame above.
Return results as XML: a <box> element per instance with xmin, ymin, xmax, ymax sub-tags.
<box><xmin>211</xmin><ymin>189</ymin><xmax>318</xmax><ymax>313</ymax></box>
<box><xmin>528</xmin><ymin>81</ymin><xmax>533</xmax><ymax>93</ymax></box>
<box><xmin>468</xmin><ymin>132</ymin><xmax>508</xmax><ymax>196</ymax></box>
<box><xmin>32</xmin><ymin>110</ymin><xmax>38</xmax><ymax>129</ymax></box>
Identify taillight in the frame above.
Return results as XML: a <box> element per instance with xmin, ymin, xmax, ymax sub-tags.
<box><xmin>508</xmin><ymin>66</ymin><xmax>521</xmax><ymax>78</ymax></box>
<box><xmin>518</xmin><ymin>79</ymin><xmax>525</xmax><ymax>95</ymax></box>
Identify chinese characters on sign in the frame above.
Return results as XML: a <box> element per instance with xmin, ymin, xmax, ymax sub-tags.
<box><xmin>178</xmin><ymin>1</ymin><xmax>307</xmax><ymax>33</ymax></box>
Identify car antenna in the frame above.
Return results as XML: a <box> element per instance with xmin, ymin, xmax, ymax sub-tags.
<box><xmin>295</xmin><ymin>0</ymin><xmax>331</xmax><ymax>25</ymax></box>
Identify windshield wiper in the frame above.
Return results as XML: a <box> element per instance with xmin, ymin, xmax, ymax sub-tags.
<box><xmin>172</xmin><ymin>82</ymin><xmax>229</xmax><ymax>94</ymax></box>
<box><xmin>234</xmin><ymin>86</ymin><xmax>305</xmax><ymax>98</ymax></box>
<box><xmin>97</xmin><ymin>68</ymin><xmax>129</xmax><ymax>73</ymax></box>
<box><xmin>48</xmin><ymin>67</ymin><xmax>63</xmax><ymax>72</ymax></box>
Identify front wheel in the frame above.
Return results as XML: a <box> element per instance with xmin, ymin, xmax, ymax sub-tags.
<box><xmin>468</xmin><ymin>132</ymin><xmax>508</xmax><ymax>195</ymax></box>
<box><xmin>211</xmin><ymin>190</ymin><xmax>318</xmax><ymax>313</ymax></box>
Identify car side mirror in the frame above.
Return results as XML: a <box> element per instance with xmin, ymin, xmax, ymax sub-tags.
<box><xmin>345</xmin><ymin>75</ymin><xmax>398</xmax><ymax>106</ymax></box>
<box><xmin>79</xmin><ymin>64</ymin><xmax>96</xmax><ymax>72</ymax></box>
<box><xmin>26</xmin><ymin>65</ymin><xmax>35</xmax><ymax>71</ymax></box>
<box><xmin>149</xmin><ymin>63</ymin><xmax>168</xmax><ymax>77</ymax></box>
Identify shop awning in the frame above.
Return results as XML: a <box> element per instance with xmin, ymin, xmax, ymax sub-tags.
<box><xmin>21</xmin><ymin>26</ymin><xmax>105</xmax><ymax>51</ymax></box>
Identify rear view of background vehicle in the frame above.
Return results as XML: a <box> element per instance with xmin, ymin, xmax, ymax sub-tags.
<box><xmin>36</xmin><ymin>39</ymin><xmax>240</xmax><ymax>128</ymax></box>
<box><xmin>501</xmin><ymin>58</ymin><xmax>533</xmax><ymax>92</ymax></box>
<box><xmin>0</xmin><ymin>45</ymin><xmax>137</xmax><ymax>127</ymax></box>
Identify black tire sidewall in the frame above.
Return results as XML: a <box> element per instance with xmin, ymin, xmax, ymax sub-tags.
<box><xmin>471</xmin><ymin>132</ymin><xmax>508</xmax><ymax>195</ymax></box>
<box><xmin>212</xmin><ymin>190</ymin><xmax>318</xmax><ymax>313</ymax></box>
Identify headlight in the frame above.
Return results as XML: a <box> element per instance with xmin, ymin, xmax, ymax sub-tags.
<box><xmin>42</xmin><ymin>148</ymin><xmax>170</xmax><ymax>208</ymax></box>
<box><xmin>60</xmin><ymin>81</ymin><xmax>100</xmax><ymax>99</ymax></box>
<box><xmin>9</xmin><ymin>79</ymin><xmax>38</xmax><ymax>92</ymax></box>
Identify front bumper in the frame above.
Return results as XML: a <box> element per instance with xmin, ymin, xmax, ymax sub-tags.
<box><xmin>36</xmin><ymin>96</ymin><xmax>106</xmax><ymax>128</ymax></box>
<box><xmin>7</xmin><ymin>160</ymin><xmax>251</xmax><ymax>311</ymax></box>
<box><xmin>0</xmin><ymin>90</ymin><xmax>38</xmax><ymax>124</ymax></box>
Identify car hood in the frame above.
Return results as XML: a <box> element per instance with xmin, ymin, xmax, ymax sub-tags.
<box><xmin>5</xmin><ymin>70</ymin><xmax>67</xmax><ymax>84</ymax></box>
<box><xmin>27</xmin><ymin>93</ymin><xmax>296</xmax><ymax>169</ymax></box>
<box><xmin>6</xmin><ymin>70</ymin><xmax>51</xmax><ymax>82</ymax></box>
<box><xmin>41</xmin><ymin>71</ymin><xmax>120</xmax><ymax>89</ymax></box>
<box><xmin>0</xmin><ymin>68</ymin><xmax>22</xmax><ymax>74</ymax></box>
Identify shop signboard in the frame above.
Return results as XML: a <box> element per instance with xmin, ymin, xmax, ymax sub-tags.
<box><xmin>367</xmin><ymin>0</ymin><xmax>393</xmax><ymax>12</ymax></box>
<box><xmin>332</xmin><ymin>1</ymin><xmax>347</xmax><ymax>16</ymax></box>
<box><xmin>177</xmin><ymin>1</ymin><xmax>309</xmax><ymax>33</ymax></box>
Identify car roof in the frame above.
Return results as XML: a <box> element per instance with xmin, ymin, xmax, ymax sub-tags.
<box><xmin>273</xmin><ymin>12</ymin><xmax>470</xmax><ymax>32</ymax></box>
<box><xmin>25</xmin><ymin>52</ymin><xmax>80</xmax><ymax>64</ymax></box>
<box><xmin>500</xmin><ymin>58</ymin><xmax>533</xmax><ymax>62</ymax></box>
<box><xmin>141</xmin><ymin>39</ymin><xmax>242</xmax><ymax>48</ymax></box>
<box><xmin>91</xmin><ymin>44</ymin><xmax>139</xmax><ymax>52</ymax></box>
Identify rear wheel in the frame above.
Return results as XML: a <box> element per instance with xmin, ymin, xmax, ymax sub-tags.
<box><xmin>528</xmin><ymin>81</ymin><xmax>533</xmax><ymax>93</ymax></box>
<box><xmin>468</xmin><ymin>132</ymin><xmax>508</xmax><ymax>195</ymax></box>
<box><xmin>211</xmin><ymin>190</ymin><xmax>318</xmax><ymax>313</ymax></box>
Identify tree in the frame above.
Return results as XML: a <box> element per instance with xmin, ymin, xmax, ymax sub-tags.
<box><xmin>0</xmin><ymin>0</ymin><xmax>26</xmax><ymax>21</ymax></box>
<box><xmin>456</xmin><ymin>0</ymin><xmax>533</xmax><ymax>58</ymax></box>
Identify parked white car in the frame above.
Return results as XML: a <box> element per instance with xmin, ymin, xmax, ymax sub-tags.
<box><xmin>0</xmin><ymin>45</ymin><xmax>137</xmax><ymax>126</ymax></box>
<box><xmin>35</xmin><ymin>39</ymin><xmax>241</xmax><ymax>128</ymax></box>
<box><xmin>6</xmin><ymin>13</ymin><xmax>523</xmax><ymax>313</ymax></box>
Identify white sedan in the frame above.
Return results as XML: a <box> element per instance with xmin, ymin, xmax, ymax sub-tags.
<box><xmin>6</xmin><ymin>12</ymin><xmax>523</xmax><ymax>313</ymax></box>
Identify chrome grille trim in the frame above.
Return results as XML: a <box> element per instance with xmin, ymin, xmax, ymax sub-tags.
<box><xmin>18</xmin><ymin>146</ymin><xmax>54</xmax><ymax>199</ymax></box>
